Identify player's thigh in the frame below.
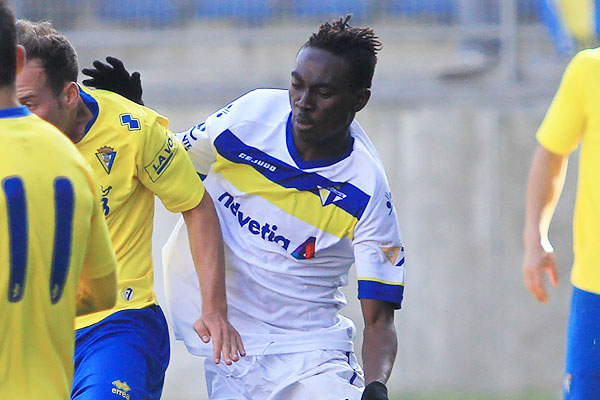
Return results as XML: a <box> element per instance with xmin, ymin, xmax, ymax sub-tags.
<box><xmin>564</xmin><ymin>286</ymin><xmax>600</xmax><ymax>400</ymax></box>
<box><xmin>269</xmin><ymin>350</ymin><xmax>365</xmax><ymax>400</ymax></box>
<box><xmin>204</xmin><ymin>357</ymin><xmax>252</xmax><ymax>400</ymax></box>
<box><xmin>71</xmin><ymin>306</ymin><xmax>170</xmax><ymax>400</ymax></box>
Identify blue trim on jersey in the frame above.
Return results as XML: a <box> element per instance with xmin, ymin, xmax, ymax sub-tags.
<box><xmin>78</xmin><ymin>86</ymin><xmax>99</xmax><ymax>138</ymax></box>
<box><xmin>0</xmin><ymin>106</ymin><xmax>31</xmax><ymax>119</ymax></box>
<box><xmin>564</xmin><ymin>286</ymin><xmax>600</xmax><ymax>399</ymax></box>
<box><xmin>285</xmin><ymin>112</ymin><xmax>355</xmax><ymax>169</ymax></box>
<box><xmin>214</xmin><ymin>129</ymin><xmax>370</xmax><ymax>220</ymax></box>
<box><xmin>358</xmin><ymin>280</ymin><xmax>404</xmax><ymax>309</ymax></box>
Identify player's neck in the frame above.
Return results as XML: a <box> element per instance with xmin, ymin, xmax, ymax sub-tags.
<box><xmin>0</xmin><ymin>86</ymin><xmax>20</xmax><ymax>110</ymax></box>
<box><xmin>293</xmin><ymin>129</ymin><xmax>351</xmax><ymax>162</ymax></box>
<box><xmin>66</xmin><ymin>97</ymin><xmax>94</xmax><ymax>143</ymax></box>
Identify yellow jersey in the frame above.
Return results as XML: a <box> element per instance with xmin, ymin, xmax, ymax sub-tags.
<box><xmin>74</xmin><ymin>87</ymin><xmax>205</xmax><ymax>329</ymax></box>
<box><xmin>537</xmin><ymin>48</ymin><xmax>600</xmax><ymax>294</ymax></box>
<box><xmin>0</xmin><ymin>107</ymin><xmax>117</xmax><ymax>399</ymax></box>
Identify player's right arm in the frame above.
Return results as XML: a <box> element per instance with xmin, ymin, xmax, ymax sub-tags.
<box><xmin>521</xmin><ymin>50</ymin><xmax>588</xmax><ymax>303</ymax></box>
<box><xmin>522</xmin><ymin>147</ymin><xmax>567</xmax><ymax>303</ymax></box>
<box><xmin>76</xmin><ymin>169</ymin><xmax>118</xmax><ymax>316</ymax></box>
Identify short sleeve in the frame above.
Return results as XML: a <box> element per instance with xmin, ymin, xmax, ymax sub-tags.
<box><xmin>536</xmin><ymin>50</ymin><xmax>589</xmax><ymax>155</ymax></box>
<box><xmin>176</xmin><ymin>121</ymin><xmax>216</xmax><ymax>179</ymax></box>
<box><xmin>138</xmin><ymin>111</ymin><xmax>205</xmax><ymax>213</ymax></box>
<box><xmin>353</xmin><ymin>175</ymin><xmax>405</xmax><ymax>309</ymax></box>
<box><xmin>81</xmin><ymin>166</ymin><xmax>117</xmax><ymax>279</ymax></box>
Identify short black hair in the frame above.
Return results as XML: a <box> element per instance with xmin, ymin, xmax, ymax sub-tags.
<box><xmin>16</xmin><ymin>19</ymin><xmax>78</xmax><ymax>95</ymax></box>
<box><xmin>0</xmin><ymin>0</ymin><xmax>17</xmax><ymax>88</ymax></box>
<box><xmin>304</xmin><ymin>14</ymin><xmax>382</xmax><ymax>89</ymax></box>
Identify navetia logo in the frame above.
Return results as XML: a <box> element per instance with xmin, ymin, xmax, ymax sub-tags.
<box><xmin>217</xmin><ymin>192</ymin><xmax>317</xmax><ymax>259</ymax></box>
<box><xmin>218</xmin><ymin>192</ymin><xmax>290</xmax><ymax>250</ymax></box>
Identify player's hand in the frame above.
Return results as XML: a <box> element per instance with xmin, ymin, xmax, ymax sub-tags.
<box><xmin>82</xmin><ymin>56</ymin><xmax>144</xmax><ymax>105</ymax></box>
<box><xmin>193</xmin><ymin>311</ymin><xmax>246</xmax><ymax>365</ymax></box>
<box><xmin>522</xmin><ymin>244</ymin><xmax>560</xmax><ymax>303</ymax></box>
<box><xmin>362</xmin><ymin>381</ymin><xmax>389</xmax><ymax>400</ymax></box>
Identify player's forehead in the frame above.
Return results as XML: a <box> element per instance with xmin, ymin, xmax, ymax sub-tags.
<box><xmin>292</xmin><ymin>47</ymin><xmax>350</xmax><ymax>86</ymax></box>
<box><xmin>16</xmin><ymin>57</ymin><xmax>52</xmax><ymax>94</ymax></box>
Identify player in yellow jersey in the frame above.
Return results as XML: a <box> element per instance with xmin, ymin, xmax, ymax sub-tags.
<box><xmin>15</xmin><ymin>20</ymin><xmax>244</xmax><ymax>400</ymax></box>
<box><xmin>522</xmin><ymin>48</ymin><xmax>600</xmax><ymax>399</ymax></box>
<box><xmin>0</xmin><ymin>2</ymin><xmax>118</xmax><ymax>399</ymax></box>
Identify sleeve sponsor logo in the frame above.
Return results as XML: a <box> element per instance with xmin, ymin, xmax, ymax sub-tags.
<box><xmin>181</xmin><ymin>123</ymin><xmax>205</xmax><ymax>151</ymax></box>
<box><xmin>380</xmin><ymin>245</ymin><xmax>405</xmax><ymax>266</ymax></box>
<box><xmin>385</xmin><ymin>192</ymin><xmax>393</xmax><ymax>215</ymax></box>
<box><xmin>144</xmin><ymin>134</ymin><xmax>178</xmax><ymax>182</ymax></box>
<box><xmin>215</xmin><ymin>104</ymin><xmax>233</xmax><ymax>118</ymax></box>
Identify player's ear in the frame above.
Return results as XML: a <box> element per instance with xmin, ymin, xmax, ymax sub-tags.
<box><xmin>62</xmin><ymin>81</ymin><xmax>80</xmax><ymax>110</ymax></box>
<box><xmin>15</xmin><ymin>45</ymin><xmax>25</xmax><ymax>76</ymax></box>
<box><xmin>353</xmin><ymin>88</ymin><xmax>370</xmax><ymax>113</ymax></box>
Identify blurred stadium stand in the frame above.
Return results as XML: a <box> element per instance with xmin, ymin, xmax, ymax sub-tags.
<box><xmin>11</xmin><ymin>0</ymin><xmax>542</xmax><ymax>28</ymax></box>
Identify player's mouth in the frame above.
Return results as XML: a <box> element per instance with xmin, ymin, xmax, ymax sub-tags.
<box><xmin>293</xmin><ymin>115</ymin><xmax>314</xmax><ymax>130</ymax></box>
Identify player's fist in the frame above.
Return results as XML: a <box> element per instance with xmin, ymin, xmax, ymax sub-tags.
<box><xmin>82</xmin><ymin>56</ymin><xmax>144</xmax><ymax>105</ymax></box>
<box><xmin>362</xmin><ymin>381</ymin><xmax>389</xmax><ymax>400</ymax></box>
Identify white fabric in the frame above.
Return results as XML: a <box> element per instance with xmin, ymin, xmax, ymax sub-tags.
<box><xmin>163</xmin><ymin>89</ymin><xmax>405</xmax><ymax>357</ymax></box>
<box><xmin>203</xmin><ymin>350</ymin><xmax>364</xmax><ymax>400</ymax></box>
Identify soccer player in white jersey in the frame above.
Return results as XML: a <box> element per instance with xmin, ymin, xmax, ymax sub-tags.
<box><xmin>87</xmin><ymin>15</ymin><xmax>404</xmax><ymax>400</ymax></box>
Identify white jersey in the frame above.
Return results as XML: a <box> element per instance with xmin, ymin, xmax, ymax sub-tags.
<box><xmin>163</xmin><ymin>89</ymin><xmax>405</xmax><ymax>356</ymax></box>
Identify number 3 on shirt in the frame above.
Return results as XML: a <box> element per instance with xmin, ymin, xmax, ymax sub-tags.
<box><xmin>3</xmin><ymin>176</ymin><xmax>74</xmax><ymax>304</ymax></box>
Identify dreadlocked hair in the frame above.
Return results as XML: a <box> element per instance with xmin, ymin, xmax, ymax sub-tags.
<box><xmin>306</xmin><ymin>14</ymin><xmax>382</xmax><ymax>89</ymax></box>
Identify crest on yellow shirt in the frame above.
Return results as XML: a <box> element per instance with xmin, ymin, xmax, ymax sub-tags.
<box><xmin>96</xmin><ymin>146</ymin><xmax>116</xmax><ymax>174</ymax></box>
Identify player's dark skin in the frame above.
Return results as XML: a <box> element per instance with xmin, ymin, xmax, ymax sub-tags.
<box><xmin>289</xmin><ymin>46</ymin><xmax>370</xmax><ymax>161</ymax></box>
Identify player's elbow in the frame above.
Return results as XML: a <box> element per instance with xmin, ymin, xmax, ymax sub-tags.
<box><xmin>94</xmin><ymin>271</ymin><xmax>117</xmax><ymax>311</ymax></box>
<box><xmin>76</xmin><ymin>271</ymin><xmax>117</xmax><ymax>316</ymax></box>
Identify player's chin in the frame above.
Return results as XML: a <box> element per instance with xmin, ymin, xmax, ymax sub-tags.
<box><xmin>293</xmin><ymin>124</ymin><xmax>322</xmax><ymax>143</ymax></box>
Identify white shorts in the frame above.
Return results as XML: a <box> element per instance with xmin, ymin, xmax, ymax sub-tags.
<box><xmin>204</xmin><ymin>349</ymin><xmax>365</xmax><ymax>400</ymax></box>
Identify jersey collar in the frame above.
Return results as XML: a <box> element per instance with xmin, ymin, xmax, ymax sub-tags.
<box><xmin>0</xmin><ymin>106</ymin><xmax>31</xmax><ymax>119</ymax></box>
<box><xmin>285</xmin><ymin>112</ymin><xmax>354</xmax><ymax>169</ymax></box>
<box><xmin>78</xmin><ymin>85</ymin><xmax>100</xmax><ymax>136</ymax></box>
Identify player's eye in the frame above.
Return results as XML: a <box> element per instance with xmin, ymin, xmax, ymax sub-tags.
<box><xmin>318</xmin><ymin>90</ymin><xmax>332</xmax><ymax>99</ymax></box>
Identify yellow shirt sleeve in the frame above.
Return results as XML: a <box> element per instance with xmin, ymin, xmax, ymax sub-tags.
<box><xmin>81</xmin><ymin>164</ymin><xmax>118</xmax><ymax>280</ymax></box>
<box><xmin>536</xmin><ymin>50</ymin><xmax>589</xmax><ymax>155</ymax></box>
<box><xmin>138</xmin><ymin>110</ymin><xmax>205</xmax><ymax>212</ymax></box>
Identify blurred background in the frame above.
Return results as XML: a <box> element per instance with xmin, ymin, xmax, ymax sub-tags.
<box><xmin>10</xmin><ymin>1</ymin><xmax>596</xmax><ymax>399</ymax></box>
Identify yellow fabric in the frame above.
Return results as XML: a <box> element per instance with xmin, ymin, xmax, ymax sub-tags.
<box><xmin>75</xmin><ymin>88</ymin><xmax>204</xmax><ymax>329</ymax></box>
<box><xmin>537</xmin><ymin>48</ymin><xmax>600</xmax><ymax>294</ymax></box>
<box><xmin>0</xmin><ymin>111</ymin><xmax>116</xmax><ymax>400</ymax></box>
<box><xmin>558</xmin><ymin>0</ymin><xmax>596</xmax><ymax>43</ymax></box>
<box><xmin>214</xmin><ymin>153</ymin><xmax>359</xmax><ymax>240</ymax></box>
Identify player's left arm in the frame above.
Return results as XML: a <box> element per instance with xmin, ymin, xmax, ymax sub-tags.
<box><xmin>353</xmin><ymin>174</ymin><xmax>404</xmax><ymax>400</ymax></box>
<box><xmin>361</xmin><ymin>299</ymin><xmax>396</xmax><ymax>399</ymax></box>
<box><xmin>182</xmin><ymin>191</ymin><xmax>246</xmax><ymax>365</ymax></box>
